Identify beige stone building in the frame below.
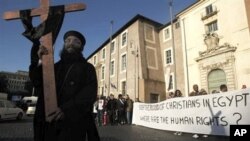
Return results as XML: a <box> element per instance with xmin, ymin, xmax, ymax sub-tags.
<box><xmin>0</xmin><ymin>70</ymin><xmax>30</xmax><ymax>93</ymax></box>
<box><xmin>88</xmin><ymin>0</ymin><xmax>250</xmax><ymax>102</ymax></box>
<box><xmin>159</xmin><ymin>20</ymin><xmax>185</xmax><ymax>96</ymax></box>
<box><xmin>87</xmin><ymin>15</ymin><xmax>184</xmax><ymax>102</ymax></box>
<box><xmin>177</xmin><ymin>0</ymin><xmax>250</xmax><ymax>94</ymax></box>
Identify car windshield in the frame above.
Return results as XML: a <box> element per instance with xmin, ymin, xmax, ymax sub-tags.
<box><xmin>6</xmin><ymin>101</ymin><xmax>16</xmax><ymax>108</ymax></box>
<box><xmin>28</xmin><ymin>103</ymin><xmax>36</xmax><ymax>107</ymax></box>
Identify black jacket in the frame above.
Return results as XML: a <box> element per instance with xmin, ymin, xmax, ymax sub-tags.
<box><xmin>107</xmin><ymin>99</ymin><xmax>117</xmax><ymax>111</ymax></box>
<box><xmin>29</xmin><ymin>46</ymin><xmax>98</xmax><ymax>141</ymax></box>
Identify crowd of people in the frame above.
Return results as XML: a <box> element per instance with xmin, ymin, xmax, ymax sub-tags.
<box><xmin>93</xmin><ymin>94</ymin><xmax>134</xmax><ymax>126</ymax></box>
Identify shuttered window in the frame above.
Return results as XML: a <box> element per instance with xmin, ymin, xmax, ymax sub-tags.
<box><xmin>208</xmin><ymin>69</ymin><xmax>226</xmax><ymax>93</ymax></box>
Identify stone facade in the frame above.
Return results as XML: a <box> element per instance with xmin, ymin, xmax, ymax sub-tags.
<box><xmin>88</xmin><ymin>0</ymin><xmax>250</xmax><ymax>102</ymax></box>
<box><xmin>196</xmin><ymin>33</ymin><xmax>237</xmax><ymax>93</ymax></box>
<box><xmin>0</xmin><ymin>70</ymin><xmax>30</xmax><ymax>94</ymax></box>
<box><xmin>88</xmin><ymin>15</ymin><xmax>182</xmax><ymax>102</ymax></box>
<box><xmin>178</xmin><ymin>0</ymin><xmax>250</xmax><ymax>94</ymax></box>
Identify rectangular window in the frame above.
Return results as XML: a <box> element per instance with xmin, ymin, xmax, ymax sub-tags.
<box><xmin>110</xmin><ymin>60</ymin><xmax>115</xmax><ymax>76</ymax></box>
<box><xmin>102</xmin><ymin>48</ymin><xmax>106</xmax><ymax>59</ymax></box>
<box><xmin>175</xmin><ymin>22</ymin><xmax>180</xmax><ymax>29</ymax></box>
<box><xmin>150</xmin><ymin>93</ymin><xmax>159</xmax><ymax>103</ymax></box>
<box><xmin>121</xmin><ymin>81</ymin><xmax>126</xmax><ymax>95</ymax></box>
<box><xmin>121</xmin><ymin>31</ymin><xmax>128</xmax><ymax>47</ymax></box>
<box><xmin>121</xmin><ymin>54</ymin><xmax>127</xmax><ymax>71</ymax></box>
<box><xmin>207</xmin><ymin>21</ymin><xmax>218</xmax><ymax>33</ymax></box>
<box><xmin>110</xmin><ymin>41</ymin><xmax>115</xmax><ymax>54</ymax></box>
<box><xmin>94</xmin><ymin>56</ymin><xmax>96</xmax><ymax>65</ymax></box>
<box><xmin>101</xmin><ymin>86</ymin><xmax>104</xmax><ymax>95</ymax></box>
<box><xmin>101</xmin><ymin>66</ymin><xmax>105</xmax><ymax>80</ymax></box>
<box><xmin>163</xmin><ymin>27</ymin><xmax>171</xmax><ymax>41</ymax></box>
<box><xmin>206</xmin><ymin>4</ymin><xmax>213</xmax><ymax>15</ymax></box>
<box><xmin>165</xmin><ymin>48</ymin><xmax>173</xmax><ymax>65</ymax></box>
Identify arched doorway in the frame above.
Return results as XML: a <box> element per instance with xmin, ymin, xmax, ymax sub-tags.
<box><xmin>208</xmin><ymin>69</ymin><xmax>227</xmax><ymax>93</ymax></box>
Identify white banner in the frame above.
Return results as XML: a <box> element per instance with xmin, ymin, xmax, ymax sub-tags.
<box><xmin>132</xmin><ymin>88</ymin><xmax>250</xmax><ymax>136</ymax></box>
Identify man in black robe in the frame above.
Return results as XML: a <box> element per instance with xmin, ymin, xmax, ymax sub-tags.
<box><xmin>29</xmin><ymin>30</ymin><xmax>100</xmax><ymax>141</ymax></box>
<box><xmin>106</xmin><ymin>94</ymin><xmax>118</xmax><ymax>125</ymax></box>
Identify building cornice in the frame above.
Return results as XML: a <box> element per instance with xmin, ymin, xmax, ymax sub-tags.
<box><xmin>87</xmin><ymin>14</ymin><xmax>163</xmax><ymax>60</ymax></box>
<box><xmin>176</xmin><ymin>0</ymin><xmax>205</xmax><ymax>18</ymax></box>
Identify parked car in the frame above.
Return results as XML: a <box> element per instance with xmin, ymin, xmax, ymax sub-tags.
<box><xmin>22</xmin><ymin>96</ymin><xmax>37</xmax><ymax>116</ymax></box>
<box><xmin>26</xmin><ymin>103</ymin><xmax>36</xmax><ymax>116</ymax></box>
<box><xmin>22</xmin><ymin>96</ymin><xmax>38</xmax><ymax>104</ymax></box>
<box><xmin>0</xmin><ymin>99</ymin><xmax>24</xmax><ymax>120</ymax></box>
<box><xmin>15</xmin><ymin>100</ymin><xmax>28</xmax><ymax>112</ymax></box>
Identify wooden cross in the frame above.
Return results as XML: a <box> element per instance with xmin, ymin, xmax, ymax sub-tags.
<box><xmin>3</xmin><ymin>0</ymin><xmax>86</xmax><ymax>121</ymax></box>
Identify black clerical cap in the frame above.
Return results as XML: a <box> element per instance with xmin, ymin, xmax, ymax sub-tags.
<box><xmin>63</xmin><ymin>30</ymin><xmax>86</xmax><ymax>50</ymax></box>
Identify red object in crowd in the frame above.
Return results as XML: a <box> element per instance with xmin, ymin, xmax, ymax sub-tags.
<box><xmin>103</xmin><ymin>111</ymin><xmax>107</xmax><ymax>125</ymax></box>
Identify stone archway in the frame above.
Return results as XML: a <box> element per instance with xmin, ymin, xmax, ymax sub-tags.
<box><xmin>196</xmin><ymin>33</ymin><xmax>237</xmax><ymax>93</ymax></box>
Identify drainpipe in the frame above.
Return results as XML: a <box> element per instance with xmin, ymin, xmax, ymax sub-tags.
<box><xmin>181</xmin><ymin>18</ymin><xmax>190</xmax><ymax>96</ymax></box>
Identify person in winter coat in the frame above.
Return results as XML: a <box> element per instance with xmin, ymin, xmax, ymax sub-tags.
<box><xmin>29</xmin><ymin>30</ymin><xmax>100</xmax><ymax>141</ymax></box>
<box><xmin>106</xmin><ymin>94</ymin><xmax>117</xmax><ymax>125</ymax></box>
<box><xmin>117</xmin><ymin>94</ymin><xmax>126</xmax><ymax>125</ymax></box>
<box><xmin>125</xmin><ymin>94</ymin><xmax>133</xmax><ymax>125</ymax></box>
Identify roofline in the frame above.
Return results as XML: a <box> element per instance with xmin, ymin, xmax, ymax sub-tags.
<box><xmin>0</xmin><ymin>71</ymin><xmax>28</xmax><ymax>76</ymax></box>
<box><xmin>86</xmin><ymin>14</ymin><xmax>163</xmax><ymax>60</ymax></box>
<box><xmin>158</xmin><ymin>18</ymin><xmax>178</xmax><ymax>30</ymax></box>
<box><xmin>176</xmin><ymin>0</ymin><xmax>204</xmax><ymax>17</ymax></box>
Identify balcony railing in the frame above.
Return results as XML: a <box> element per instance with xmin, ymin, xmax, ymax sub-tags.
<box><xmin>201</xmin><ymin>6</ymin><xmax>218</xmax><ymax>20</ymax></box>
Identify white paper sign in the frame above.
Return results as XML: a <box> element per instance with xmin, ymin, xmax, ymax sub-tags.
<box><xmin>132</xmin><ymin>88</ymin><xmax>250</xmax><ymax>136</ymax></box>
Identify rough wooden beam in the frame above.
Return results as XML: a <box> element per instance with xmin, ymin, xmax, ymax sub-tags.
<box><xmin>3</xmin><ymin>3</ymin><xmax>86</xmax><ymax>20</ymax></box>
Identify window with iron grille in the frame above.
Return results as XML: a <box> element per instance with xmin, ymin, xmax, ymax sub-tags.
<box><xmin>206</xmin><ymin>21</ymin><xmax>218</xmax><ymax>33</ymax></box>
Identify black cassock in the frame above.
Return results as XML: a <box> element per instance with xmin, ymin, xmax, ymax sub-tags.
<box><xmin>29</xmin><ymin>44</ymin><xmax>100</xmax><ymax>141</ymax></box>
<box><xmin>21</xmin><ymin>6</ymin><xmax>99</xmax><ymax>141</ymax></box>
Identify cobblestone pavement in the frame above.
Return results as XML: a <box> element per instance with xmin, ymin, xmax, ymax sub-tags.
<box><xmin>0</xmin><ymin>117</ymin><xmax>230</xmax><ymax>141</ymax></box>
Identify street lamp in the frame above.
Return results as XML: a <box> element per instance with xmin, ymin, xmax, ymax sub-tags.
<box><xmin>108</xmin><ymin>20</ymin><xmax>114</xmax><ymax>96</ymax></box>
<box><xmin>169</xmin><ymin>0</ymin><xmax>177</xmax><ymax>91</ymax></box>
<box><xmin>130</xmin><ymin>40</ymin><xmax>139</xmax><ymax>101</ymax></box>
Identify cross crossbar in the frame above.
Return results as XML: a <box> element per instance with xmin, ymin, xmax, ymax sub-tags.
<box><xmin>2</xmin><ymin>0</ymin><xmax>86</xmax><ymax>122</ymax></box>
<box><xmin>3</xmin><ymin>3</ymin><xmax>86</xmax><ymax>20</ymax></box>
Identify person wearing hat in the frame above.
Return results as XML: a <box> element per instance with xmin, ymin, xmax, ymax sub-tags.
<box><xmin>29</xmin><ymin>30</ymin><xmax>100</xmax><ymax>141</ymax></box>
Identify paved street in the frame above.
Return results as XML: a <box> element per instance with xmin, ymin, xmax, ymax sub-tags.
<box><xmin>0</xmin><ymin>116</ymin><xmax>33</xmax><ymax>141</ymax></box>
<box><xmin>0</xmin><ymin>117</ymin><xmax>230</xmax><ymax>141</ymax></box>
<box><xmin>98</xmin><ymin>125</ymin><xmax>229</xmax><ymax>141</ymax></box>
